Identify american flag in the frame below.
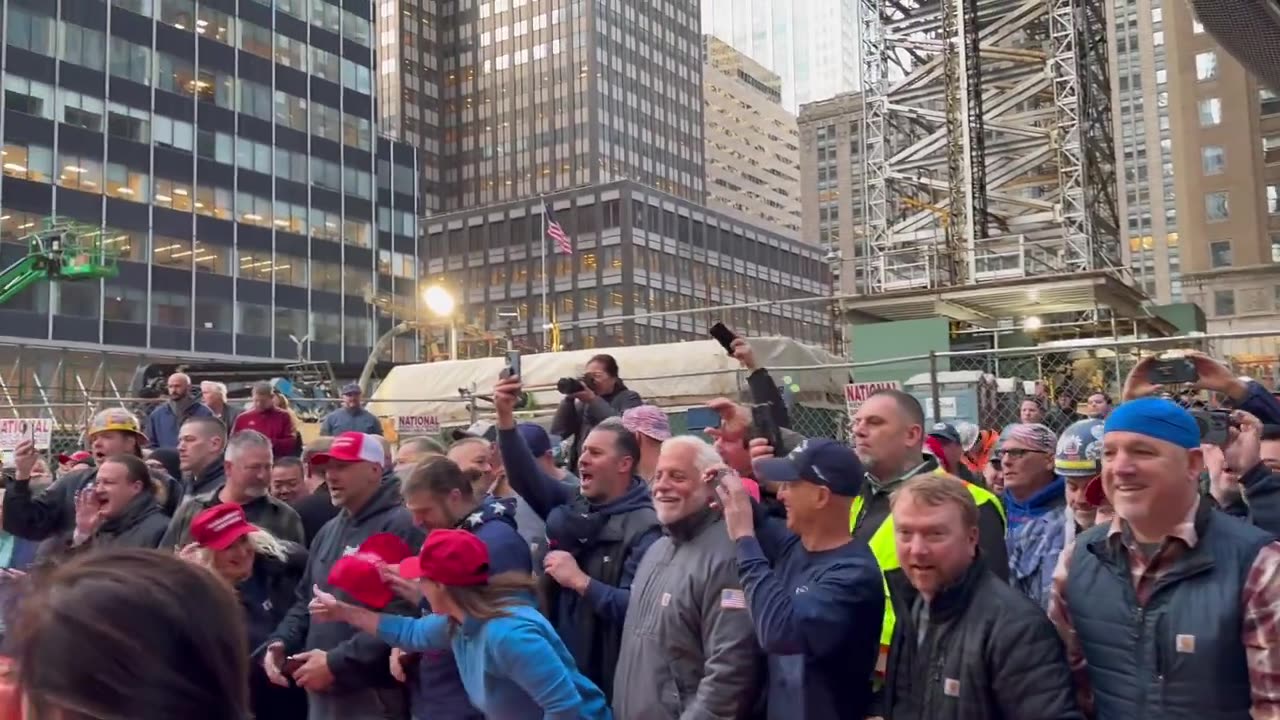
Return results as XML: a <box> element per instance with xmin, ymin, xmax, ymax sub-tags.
<box><xmin>545</xmin><ymin>203</ymin><xmax>573</xmax><ymax>255</ymax></box>
<box><xmin>720</xmin><ymin>588</ymin><xmax>747</xmax><ymax>610</ymax></box>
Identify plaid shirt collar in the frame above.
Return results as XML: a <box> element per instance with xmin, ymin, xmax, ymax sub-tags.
<box><xmin>1106</xmin><ymin>495</ymin><xmax>1201</xmax><ymax>551</ymax></box>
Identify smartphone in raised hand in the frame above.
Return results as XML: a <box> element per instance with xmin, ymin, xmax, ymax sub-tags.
<box><xmin>710</xmin><ymin>322</ymin><xmax>738</xmax><ymax>356</ymax></box>
<box><xmin>501</xmin><ymin>350</ymin><xmax>521</xmax><ymax>380</ymax></box>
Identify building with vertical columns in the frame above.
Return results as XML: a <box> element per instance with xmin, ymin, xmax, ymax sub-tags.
<box><xmin>702</xmin><ymin>35</ymin><xmax>803</xmax><ymax>237</ymax></box>
<box><xmin>0</xmin><ymin>0</ymin><xmax>421</xmax><ymax>362</ymax></box>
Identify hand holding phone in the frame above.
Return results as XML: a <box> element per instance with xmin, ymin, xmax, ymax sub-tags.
<box><xmin>1148</xmin><ymin>357</ymin><xmax>1198</xmax><ymax>385</ymax></box>
<box><xmin>750</xmin><ymin>404</ymin><xmax>784</xmax><ymax>458</ymax></box>
<box><xmin>282</xmin><ymin>655</ymin><xmax>306</xmax><ymax>677</ymax></box>
<box><xmin>501</xmin><ymin>350</ymin><xmax>521</xmax><ymax>380</ymax></box>
<box><xmin>710</xmin><ymin>322</ymin><xmax>738</xmax><ymax>356</ymax></box>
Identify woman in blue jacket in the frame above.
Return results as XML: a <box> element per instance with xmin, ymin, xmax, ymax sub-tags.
<box><xmin>309</xmin><ymin>529</ymin><xmax>610</xmax><ymax>720</ymax></box>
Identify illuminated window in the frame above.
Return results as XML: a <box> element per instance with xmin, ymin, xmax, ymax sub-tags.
<box><xmin>56</xmin><ymin>152</ymin><xmax>103</xmax><ymax>191</ymax></box>
<box><xmin>105</xmin><ymin>163</ymin><xmax>149</xmax><ymax>202</ymax></box>
<box><xmin>1195</xmin><ymin>52</ymin><xmax>1218</xmax><ymax>82</ymax></box>
<box><xmin>1</xmin><ymin>142</ymin><xmax>53</xmax><ymax>182</ymax></box>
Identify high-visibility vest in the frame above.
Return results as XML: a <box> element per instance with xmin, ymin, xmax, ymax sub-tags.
<box><xmin>849</xmin><ymin>478</ymin><xmax>1006</xmax><ymax>679</ymax></box>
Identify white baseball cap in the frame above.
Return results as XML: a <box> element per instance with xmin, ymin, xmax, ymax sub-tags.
<box><xmin>309</xmin><ymin>432</ymin><xmax>384</xmax><ymax>467</ymax></box>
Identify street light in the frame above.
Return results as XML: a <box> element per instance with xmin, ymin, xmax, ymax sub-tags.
<box><xmin>423</xmin><ymin>285</ymin><xmax>458</xmax><ymax>360</ymax></box>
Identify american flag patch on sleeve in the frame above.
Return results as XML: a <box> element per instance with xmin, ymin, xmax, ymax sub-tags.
<box><xmin>720</xmin><ymin>588</ymin><xmax>747</xmax><ymax>609</ymax></box>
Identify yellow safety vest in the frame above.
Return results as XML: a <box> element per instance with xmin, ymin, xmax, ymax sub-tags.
<box><xmin>849</xmin><ymin>474</ymin><xmax>1007</xmax><ymax>679</ymax></box>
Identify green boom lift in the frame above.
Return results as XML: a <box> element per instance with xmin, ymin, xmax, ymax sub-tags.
<box><xmin>0</xmin><ymin>217</ymin><xmax>119</xmax><ymax>304</ymax></box>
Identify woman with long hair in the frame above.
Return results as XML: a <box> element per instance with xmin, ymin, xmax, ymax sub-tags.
<box><xmin>180</xmin><ymin>502</ymin><xmax>309</xmax><ymax>720</ymax></box>
<box><xmin>7</xmin><ymin>547</ymin><xmax>249</xmax><ymax>720</ymax></box>
<box><xmin>310</xmin><ymin>529</ymin><xmax>609</xmax><ymax>720</ymax></box>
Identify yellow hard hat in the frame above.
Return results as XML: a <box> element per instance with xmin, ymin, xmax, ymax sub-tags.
<box><xmin>88</xmin><ymin>408</ymin><xmax>145</xmax><ymax>440</ymax></box>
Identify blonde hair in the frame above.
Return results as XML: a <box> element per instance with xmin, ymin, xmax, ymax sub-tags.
<box><xmin>442</xmin><ymin>572</ymin><xmax>540</xmax><ymax>626</ymax></box>
<box><xmin>890</xmin><ymin>473</ymin><xmax>980</xmax><ymax>528</ymax></box>
<box><xmin>193</xmin><ymin>529</ymin><xmax>289</xmax><ymax>566</ymax></box>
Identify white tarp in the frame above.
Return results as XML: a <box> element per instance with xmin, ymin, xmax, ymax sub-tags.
<box><xmin>368</xmin><ymin>337</ymin><xmax>849</xmax><ymax>426</ymax></box>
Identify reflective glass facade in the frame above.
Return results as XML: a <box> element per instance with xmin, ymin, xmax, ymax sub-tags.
<box><xmin>423</xmin><ymin>180</ymin><xmax>833</xmax><ymax>356</ymax></box>
<box><xmin>378</xmin><ymin>0</ymin><xmax>704</xmax><ymax>212</ymax></box>
<box><xmin>0</xmin><ymin>0</ymin><xmax>421</xmax><ymax>362</ymax></box>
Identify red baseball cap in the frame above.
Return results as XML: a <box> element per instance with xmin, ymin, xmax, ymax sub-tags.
<box><xmin>327</xmin><ymin>533</ymin><xmax>416</xmax><ymax>610</ymax></box>
<box><xmin>190</xmin><ymin>503</ymin><xmax>256</xmax><ymax>551</ymax></box>
<box><xmin>310</xmin><ymin>432</ymin><xmax>384</xmax><ymax>467</ymax></box>
<box><xmin>399</xmin><ymin>529</ymin><xmax>489</xmax><ymax>587</ymax></box>
<box><xmin>58</xmin><ymin>450</ymin><xmax>93</xmax><ymax>465</ymax></box>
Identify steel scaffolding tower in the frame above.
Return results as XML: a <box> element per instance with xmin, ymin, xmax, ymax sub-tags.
<box><xmin>858</xmin><ymin>0</ymin><xmax>1121</xmax><ymax>296</ymax></box>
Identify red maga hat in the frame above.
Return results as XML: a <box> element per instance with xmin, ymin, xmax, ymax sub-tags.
<box><xmin>190</xmin><ymin>503</ymin><xmax>256</xmax><ymax>551</ymax></box>
<box><xmin>399</xmin><ymin>529</ymin><xmax>489</xmax><ymax>587</ymax></box>
<box><xmin>327</xmin><ymin>533</ymin><xmax>416</xmax><ymax>610</ymax></box>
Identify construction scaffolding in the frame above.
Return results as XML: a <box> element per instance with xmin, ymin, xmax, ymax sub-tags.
<box><xmin>857</xmin><ymin>0</ymin><xmax>1121</xmax><ymax>297</ymax></box>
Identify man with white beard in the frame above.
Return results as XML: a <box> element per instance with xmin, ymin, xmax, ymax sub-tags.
<box><xmin>161</xmin><ymin>429</ymin><xmax>304</xmax><ymax>548</ymax></box>
<box><xmin>612</xmin><ymin>435</ymin><xmax>762</xmax><ymax>720</ymax></box>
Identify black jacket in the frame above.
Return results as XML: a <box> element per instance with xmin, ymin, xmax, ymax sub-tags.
<box><xmin>49</xmin><ymin>492</ymin><xmax>171</xmax><ymax>560</ymax></box>
<box><xmin>186</xmin><ymin>456</ymin><xmax>227</xmax><ymax>499</ymax></box>
<box><xmin>269</xmin><ymin>473</ymin><xmax>425</xmax><ymax>694</ymax></box>
<box><xmin>293</xmin><ymin>483</ymin><xmax>340</xmax><ymax>547</ymax></box>
<box><xmin>3</xmin><ymin>467</ymin><xmax>97</xmax><ymax>543</ymax></box>
<box><xmin>550</xmin><ymin>380</ymin><xmax>643</xmax><ymax>471</ymax></box>
<box><xmin>245</xmin><ymin>544</ymin><xmax>309</xmax><ymax>720</ymax></box>
<box><xmin>158</xmin><ymin>483</ymin><xmax>305</xmax><ymax>550</ymax></box>
<box><xmin>884</xmin><ymin>554</ymin><xmax>1082</xmax><ymax>720</ymax></box>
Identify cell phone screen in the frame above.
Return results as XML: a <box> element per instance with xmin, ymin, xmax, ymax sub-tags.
<box><xmin>709</xmin><ymin>322</ymin><xmax>737</xmax><ymax>354</ymax></box>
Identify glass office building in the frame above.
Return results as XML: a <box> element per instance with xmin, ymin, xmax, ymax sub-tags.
<box><xmin>0</xmin><ymin>0</ymin><xmax>421</xmax><ymax>362</ymax></box>
<box><xmin>422</xmin><ymin>180</ymin><xmax>833</xmax><ymax>356</ymax></box>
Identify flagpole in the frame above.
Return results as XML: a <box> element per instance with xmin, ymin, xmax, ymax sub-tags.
<box><xmin>540</xmin><ymin>197</ymin><xmax>549</xmax><ymax>352</ymax></box>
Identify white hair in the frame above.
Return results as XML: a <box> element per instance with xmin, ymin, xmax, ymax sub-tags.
<box><xmin>201</xmin><ymin>381</ymin><xmax>228</xmax><ymax>397</ymax></box>
<box><xmin>226</xmin><ymin>429</ymin><xmax>274</xmax><ymax>463</ymax></box>
<box><xmin>660</xmin><ymin>435</ymin><xmax>722</xmax><ymax>476</ymax></box>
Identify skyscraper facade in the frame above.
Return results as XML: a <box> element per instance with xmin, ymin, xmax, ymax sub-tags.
<box><xmin>0</xmin><ymin>0</ymin><xmax>421</xmax><ymax>362</ymax></box>
<box><xmin>701</xmin><ymin>0</ymin><xmax>859</xmax><ymax>114</ymax></box>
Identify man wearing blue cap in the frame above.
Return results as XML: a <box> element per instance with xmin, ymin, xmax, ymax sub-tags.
<box><xmin>715</xmin><ymin>437</ymin><xmax>884</xmax><ymax>720</ymax></box>
<box><xmin>320</xmin><ymin>384</ymin><xmax>383</xmax><ymax>437</ymax></box>
<box><xmin>1049</xmin><ymin>397</ymin><xmax>1280</xmax><ymax>720</ymax></box>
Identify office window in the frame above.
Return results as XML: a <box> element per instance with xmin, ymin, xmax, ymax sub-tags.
<box><xmin>6</xmin><ymin>8</ymin><xmax>54</xmax><ymax>55</ymax></box>
<box><xmin>104</xmin><ymin>283</ymin><xmax>146</xmax><ymax>322</ymax></box>
<box><xmin>196</xmin><ymin>130</ymin><xmax>233</xmax><ymax>163</ymax></box>
<box><xmin>1210</xmin><ymin>241</ymin><xmax>1232</xmax><ymax>268</ymax></box>
<box><xmin>158</xmin><ymin>0</ymin><xmax>195</xmax><ymax>30</ymax></box>
<box><xmin>1264</xmin><ymin>135</ymin><xmax>1280</xmax><ymax>165</ymax></box>
<box><xmin>310</xmin><ymin>208</ymin><xmax>341</xmax><ymax>240</ymax></box>
<box><xmin>342</xmin><ymin>114</ymin><xmax>371</xmax><ymax>150</ymax></box>
<box><xmin>340</xmin><ymin>59</ymin><xmax>371</xmax><ymax>93</ymax></box>
<box><xmin>1195</xmin><ymin>51</ymin><xmax>1218</xmax><ymax>82</ymax></box>
<box><xmin>236</xmin><ymin>138</ymin><xmax>272</xmax><ymax>174</ymax></box>
<box><xmin>57</xmin><ymin>92</ymin><xmax>105</xmax><ymax>132</ymax></box>
<box><xmin>3</xmin><ymin>75</ymin><xmax>54</xmax><ymax>119</ymax></box>
<box><xmin>343</xmin><ymin>219</ymin><xmax>372</xmax><ymax>248</ymax></box>
<box><xmin>238</xmin><ymin>20</ymin><xmax>272</xmax><ymax>59</ymax></box>
<box><xmin>1273</xmin><ymin>232</ymin><xmax>1280</xmax><ymax>263</ymax></box>
<box><xmin>276</xmin><ymin>0</ymin><xmax>306</xmax><ymax>20</ymax></box>
<box><xmin>113</xmin><ymin>0</ymin><xmax>154</xmax><ymax>16</ymax></box>
<box><xmin>153</xmin><ymin>116</ymin><xmax>194</xmax><ymax>152</ymax></box>
<box><xmin>274</xmin><ymin>91</ymin><xmax>308</xmax><ymax>131</ymax></box>
<box><xmin>240</xmin><ymin>80</ymin><xmax>273</xmax><ymax>121</ymax></box>
<box><xmin>1202</xmin><ymin>145</ymin><xmax>1225</xmax><ymax>175</ymax></box>
<box><xmin>311</xmin><ymin>158</ymin><xmax>341</xmax><ymax>190</ymax></box>
<box><xmin>1205</xmin><ymin>191</ymin><xmax>1229</xmax><ymax>221</ymax></box>
<box><xmin>154</xmin><ymin>178</ymin><xmax>193</xmax><ymax>210</ymax></box>
<box><xmin>236</xmin><ymin>192</ymin><xmax>273</xmax><ymax>226</ymax></box>
<box><xmin>194</xmin><ymin>184</ymin><xmax>233</xmax><ymax>220</ymax></box>
<box><xmin>1</xmin><ymin>142</ymin><xmax>54</xmax><ymax>183</ymax></box>
<box><xmin>275</xmin><ymin>35</ymin><xmax>307</xmax><ymax>69</ymax></box>
<box><xmin>272</xmin><ymin>201</ymin><xmax>307</xmax><ymax>234</ymax></box>
<box><xmin>1263</xmin><ymin>89</ymin><xmax>1280</xmax><ymax>117</ymax></box>
<box><xmin>1152</xmin><ymin>31</ymin><xmax>1164</xmax><ymax>46</ymax></box>
<box><xmin>107</xmin><ymin>103</ymin><xmax>150</xmax><ymax>142</ymax></box>
<box><xmin>59</xmin><ymin>23</ymin><xmax>106</xmax><ymax>71</ymax></box>
<box><xmin>196</xmin><ymin>69</ymin><xmax>234</xmax><ymax>106</ymax></box>
<box><xmin>195</xmin><ymin>5</ymin><xmax>235</xmax><ymax>43</ymax></box>
<box><xmin>309</xmin><ymin>0</ymin><xmax>341</xmax><ymax>33</ymax></box>
<box><xmin>56</xmin><ymin>152</ymin><xmax>103</xmax><ymax>192</ymax></box>
<box><xmin>237</xmin><ymin>302</ymin><xmax>271</xmax><ymax>336</ymax></box>
<box><xmin>1213</xmin><ymin>290</ymin><xmax>1235</xmax><ymax>317</ymax></box>
<box><xmin>1199</xmin><ymin>98</ymin><xmax>1222</xmax><ymax>127</ymax></box>
<box><xmin>236</xmin><ymin>248</ymin><xmax>272</xmax><ymax>281</ymax></box>
<box><xmin>151</xmin><ymin>291</ymin><xmax>192</xmax><ymax>328</ymax></box>
<box><xmin>109</xmin><ymin>38</ymin><xmax>151</xmax><ymax>85</ymax></box>
<box><xmin>1269</xmin><ymin>185</ymin><xmax>1280</xmax><ymax>215</ymax></box>
<box><xmin>343</xmin><ymin>167</ymin><xmax>371</xmax><ymax>199</ymax></box>
<box><xmin>104</xmin><ymin>163</ymin><xmax>149</xmax><ymax>202</ymax></box>
<box><xmin>194</xmin><ymin>241</ymin><xmax>229</xmax><ymax>275</ymax></box>
<box><xmin>155</xmin><ymin>53</ymin><xmax>196</xmax><ymax>95</ymax></box>
<box><xmin>342</xmin><ymin>9</ymin><xmax>371</xmax><ymax>44</ymax></box>
<box><xmin>310</xmin><ymin>47</ymin><xmax>339</xmax><ymax>81</ymax></box>
<box><xmin>310</xmin><ymin>103</ymin><xmax>340</xmax><ymax>142</ymax></box>
<box><xmin>1193</xmin><ymin>17</ymin><xmax>1204</xmax><ymax>34</ymax></box>
<box><xmin>274</xmin><ymin>148</ymin><xmax>306</xmax><ymax>183</ymax></box>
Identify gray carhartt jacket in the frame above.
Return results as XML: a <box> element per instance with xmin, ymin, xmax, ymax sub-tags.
<box><xmin>613</xmin><ymin>507</ymin><xmax>763</xmax><ymax>720</ymax></box>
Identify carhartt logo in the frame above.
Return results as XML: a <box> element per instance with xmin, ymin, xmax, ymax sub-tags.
<box><xmin>943</xmin><ymin>678</ymin><xmax>960</xmax><ymax>697</ymax></box>
<box><xmin>1176</xmin><ymin>634</ymin><xmax>1196</xmax><ymax>653</ymax></box>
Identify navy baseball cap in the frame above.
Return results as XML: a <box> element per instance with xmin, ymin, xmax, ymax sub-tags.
<box><xmin>928</xmin><ymin>422</ymin><xmax>962</xmax><ymax>445</ymax></box>
<box><xmin>517</xmin><ymin>422</ymin><xmax>552</xmax><ymax>457</ymax></box>
<box><xmin>341</xmin><ymin>383</ymin><xmax>362</xmax><ymax>396</ymax></box>
<box><xmin>753</xmin><ymin>438</ymin><xmax>866</xmax><ymax>497</ymax></box>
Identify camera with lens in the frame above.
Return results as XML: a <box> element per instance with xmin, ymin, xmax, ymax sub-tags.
<box><xmin>557</xmin><ymin>376</ymin><xmax>595</xmax><ymax>395</ymax></box>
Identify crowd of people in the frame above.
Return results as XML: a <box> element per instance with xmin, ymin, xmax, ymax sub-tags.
<box><xmin>1</xmin><ymin>344</ymin><xmax>1279</xmax><ymax>720</ymax></box>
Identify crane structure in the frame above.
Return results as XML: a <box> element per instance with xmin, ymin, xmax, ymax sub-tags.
<box><xmin>0</xmin><ymin>217</ymin><xmax>119</xmax><ymax>304</ymax></box>
<box><xmin>857</xmin><ymin>0</ymin><xmax>1121</xmax><ymax>296</ymax></box>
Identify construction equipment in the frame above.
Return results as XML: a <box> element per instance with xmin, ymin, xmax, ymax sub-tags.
<box><xmin>0</xmin><ymin>217</ymin><xmax>119</xmax><ymax>305</ymax></box>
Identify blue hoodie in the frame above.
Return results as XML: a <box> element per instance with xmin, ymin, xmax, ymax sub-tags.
<box><xmin>407</xmin><ymin>498</ymin><xmax>534</xmax><ymax>720</ymax></box>
<box><xmin>1003</xmin><ymin>476</ymin><xmax>1067</xmax><ymax>609</ymax></box>
<box><xmin>379</xmin><ymin>600</ymin><xmax>612</xmax><ymax>720</ymax></box>
<box><xmin>1002</xmin><ymin>475</ymin><xmax>1066</xmax><ymax>532</ymax></box>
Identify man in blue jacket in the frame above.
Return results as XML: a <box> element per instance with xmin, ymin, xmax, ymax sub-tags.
<box><xmin>263</xmin><ymin>431</ymin><xmax>424</xmax><ymax>720</ymax></box>
<box><xmin>145</xmin><ymin>373</ymin><xmax>213</xmax><ymax>449</ymax></box>
<box><xmin>492</xmin><ymin>373</ymin><xmax>660</xmax><ymax>702</ymax></box>
<box><xmin>395</xmin><ymin>455</ymin><xmax>533</xmax><ymax>720</ymax></box>
<box><xmin>717</xmin><ymin>437</ymin><xmax>884</xmax><ymax>720</ymax></box>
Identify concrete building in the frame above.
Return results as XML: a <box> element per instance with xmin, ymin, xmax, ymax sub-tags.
<box><xmin>1159</xmin><ymin>1</ymin><xmax>1280</xmax><ymax>352</ymax></box>
<box><xmin>377</xmin><ymin>0</ymin><xmax>705</xmax><ymax>212</ymax></box>
<box><xmin>702</xmin><ymin>36</ymin><xmax>803</xmax><ymax>237</ymax></box>
<box><xmin>421</xmin><ymin>180</ymin><xmax>833</xmax><ymax>355</ymax></box>
<box><xmin>797</xmin><ymin>92</ymin><xmax>864</xmax><ymax>294</ymax></box>
<box><xmin>701</xmin><ymin>0</ymin><xmax>860</xmax><ymax>114</ymax></box>
<box><xmin>0</xmin><ymin>0</ymin><xmax>421</xmax><ymax>363</ymax></box>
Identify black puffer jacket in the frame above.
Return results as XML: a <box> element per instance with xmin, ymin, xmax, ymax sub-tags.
<box><xmin>884</xmin><ymin>554</ymin><xmax>1083</xmax><ymax>720</ymax></box>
